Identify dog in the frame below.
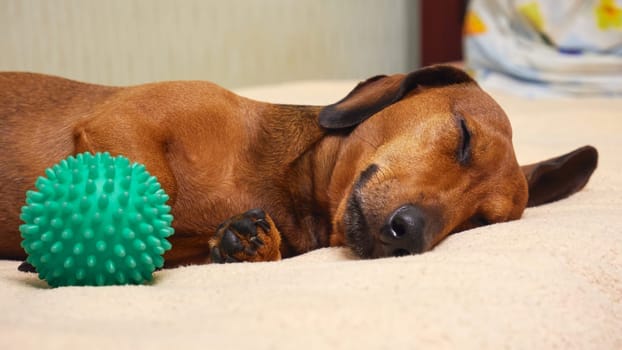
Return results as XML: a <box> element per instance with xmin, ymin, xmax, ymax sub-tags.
<box><xmin>0</xmin><ymin>65</ymin><xmax>598</xmax><ymax>268</ymax></box>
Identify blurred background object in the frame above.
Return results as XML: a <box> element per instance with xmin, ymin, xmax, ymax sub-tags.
<box><xmin>420</xmin><ymin>1</ymin><xmax>468</xmax><ymax>66</ymax></box>
<box><xmin>464</xmin><ymin>0</ymin><xmax>622</xmax><ymax>96</ymax></box>
<box><xmin>0</xmin><ymin>0</ymin><xmax>470</xmax><ymax>88</ymax></box>
<box><xmin>0</xmin><ymin>0</ymin><xmax>420</xmax><ymax>87</ymax></box>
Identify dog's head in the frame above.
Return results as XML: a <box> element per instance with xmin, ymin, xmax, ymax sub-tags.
<box><xmin>320</xmin><ymin>65</ymin><xmax>598</xmax><ymax>258</ymax></box>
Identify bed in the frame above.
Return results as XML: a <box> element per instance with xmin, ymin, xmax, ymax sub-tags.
<box><xmin>1</xmin><ymin>80</ymin><xmax>621</xmax><ymax>349</ymax></box>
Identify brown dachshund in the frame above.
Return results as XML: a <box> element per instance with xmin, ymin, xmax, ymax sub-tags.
<box><xmin>0</xmin><ymin>65</ymin><xmax>598</xmax><ymax>267</ymax></box>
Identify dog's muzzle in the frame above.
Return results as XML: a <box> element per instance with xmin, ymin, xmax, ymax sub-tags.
<box><xmin>344</xmin><ymin>164</ymin><xmax>431</xmax><ymax>259</ymax></box>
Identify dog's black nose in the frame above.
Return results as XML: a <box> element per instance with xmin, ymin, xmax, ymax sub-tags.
<box><xmin>381</xmin><ymin>205</ymin><xmax>426</xmax><ymax>257</ymax></box>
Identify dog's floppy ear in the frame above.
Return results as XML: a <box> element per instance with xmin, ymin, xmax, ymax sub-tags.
<box><xmin>521</xmin><ymin>146</ymin><xmax>598</xmax><ymax>207</ymax></box>
<box><xmin>318</xmin><ymin>65</ymin><xmax>474</xmax><ymax>130</ymax></box>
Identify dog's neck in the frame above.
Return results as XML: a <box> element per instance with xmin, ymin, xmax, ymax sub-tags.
<box><xmin>261</xmin><ymin>104</ymin><xmax>367</xmax><ymax>255</ymax></box>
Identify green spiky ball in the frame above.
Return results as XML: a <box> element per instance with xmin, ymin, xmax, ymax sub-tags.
<box><xmin>19</xmin><ymin>152</ymin><xmax>174</xmax><ymax>287</ymax></box>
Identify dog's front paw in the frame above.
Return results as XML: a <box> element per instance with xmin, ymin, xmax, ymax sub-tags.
<box><xmin>208</xmin><ymin>209</ymin><xmax>281</xmax><ymax>263</ymax></box>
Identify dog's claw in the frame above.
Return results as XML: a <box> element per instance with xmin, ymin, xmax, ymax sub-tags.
<box><xmin>250</xmin><ymin>236</ymin><xmax>265</xmax><ymax>247</ymax></box>
<box><xmin>246</xmin><ymin>208</ymin><xmax>266</xmax><ymax>220</ymax></box>
<box><xmin>244</xmin><ymin>246</ymin><xmax>257</xmax><ymax>255</ymax></box>
<box><xmin>256</xmin><ymin>220</ymin><xmax>270</xmax><ymax>232</ymax></box>
<box><xmin>209</xmin><ymin>208</ymin><xmax>275</xmax><ymax>263</ymax></box>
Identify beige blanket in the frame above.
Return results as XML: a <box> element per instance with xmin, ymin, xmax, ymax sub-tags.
<box><xmin>1</xmin><ymin>82</ymin><xmax>621</xmax><ymax>349</ymax></box>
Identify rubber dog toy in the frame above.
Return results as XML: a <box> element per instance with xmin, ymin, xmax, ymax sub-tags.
<box><xmin>19</xmin><ymin>152</ymin><xmax>174</xmax><ymax>287</ymax></box>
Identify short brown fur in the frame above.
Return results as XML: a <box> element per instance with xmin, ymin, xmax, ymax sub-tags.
<box><xmin>0</xmin><ymin>66</ymin><xmax>598</xmax><ymax>266</ymax></box>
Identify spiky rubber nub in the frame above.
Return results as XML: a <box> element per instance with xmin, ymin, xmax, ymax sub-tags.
<box><xmin>19</xmin><ymin>152</ymin><xmax>174</xmax><ymax>287</ymax></box>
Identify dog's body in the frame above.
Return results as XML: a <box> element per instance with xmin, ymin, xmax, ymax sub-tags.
<box><xmin>0</xmin><ymin>66</ymin><xmax>598</xmax><ymax>267</ymax></box>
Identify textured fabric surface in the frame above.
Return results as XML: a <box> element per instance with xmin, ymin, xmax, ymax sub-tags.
<box><xmin>464</xmin><ymin>0</ymin><xmax>622</xmax><ymax>96</ymax></box>
<box><xmin>1</xmin><ymin>81</ymin><xmax>621</xmax><ymax>349</ymax></box>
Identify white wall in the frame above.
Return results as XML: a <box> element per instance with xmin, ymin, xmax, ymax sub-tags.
<box><xmin>0</xmin><ymin>0</ymin><xmax>419</xmax><ymax>88</ymax></box>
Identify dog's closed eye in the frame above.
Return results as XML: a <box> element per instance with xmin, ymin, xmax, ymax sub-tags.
<box><xmin>456</xmin><ymin>117</ymin><xmax>472</xmax><ymax>165</ymax></box>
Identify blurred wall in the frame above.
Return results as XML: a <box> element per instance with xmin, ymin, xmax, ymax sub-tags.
<box><xmin>0</xmin><ymin>0</ymin><xmax>420</xmax><ymax>88</ymax></box>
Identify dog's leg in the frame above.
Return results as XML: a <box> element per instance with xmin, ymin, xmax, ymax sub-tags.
<box><xmin>73</xmin><ymin>116</ymin><xmax>178</xmax><ymax>204</ymax></box>
<box><xmin>208</xmin><ymin>208</ymin><xmax>282</xmax><ymax>263</ymax></box>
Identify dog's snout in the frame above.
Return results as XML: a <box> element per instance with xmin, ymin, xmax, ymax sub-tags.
<box><xmin>381</xmin><ymin>205</ymin><xmax>426</xmax><ymax>257</ymax></box>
